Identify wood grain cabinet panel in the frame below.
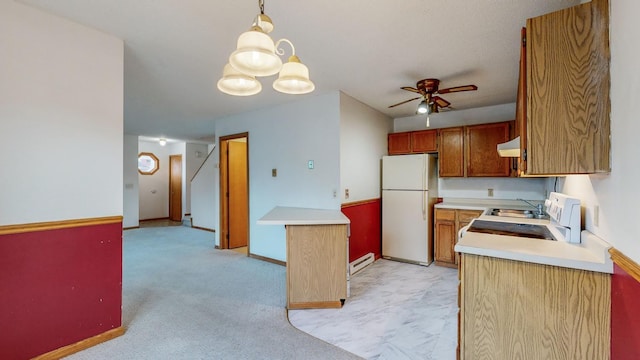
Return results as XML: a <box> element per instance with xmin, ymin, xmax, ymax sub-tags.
<box><xmin>459</xmin><ymin>254</ymin><xmax>611</xmax><ymax>360</ymax></box>
<box><xmin>388</xmin><ymin>132</ymin><xmax>412</xmax><ymax>155</ymax></box>
<box><xmin>438</xmin><ymin>127</ymin><xmax>464</xmax><ymax>177</ymax></box>
<box><xmin>286</xmin><ymin>224</ymin><xmax>347</xmax><ymax>309</ymax></box>
<box><xmin>410</xmin><ymin>130</ymin><xmax>438</xmax><ymax>153</ymax></box>
<box><xmin>465</xmin><ymin>122</ymin><xmax>511</xmax><ymax>177</ymax></box>
<box><xmin>523</xmin><ymin>0</ymin><xmax>610</xmax><ymax>175</ymax></box>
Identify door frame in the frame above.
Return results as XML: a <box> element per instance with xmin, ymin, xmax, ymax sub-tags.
<box><xmin>219</xmin><ymin>132</ymin><xmax>249</xmax><ymax>252</ymax></box>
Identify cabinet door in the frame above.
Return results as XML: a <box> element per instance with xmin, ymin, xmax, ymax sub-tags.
<box><xmin>465</xmin><ymin>122</ymin><xmax>512</xmax><ymax>177</ymax></box>
<box><xmin>455</xmin><ymin>210</ymin><xmax>483</xmax><ymax>265</ymax></box>
<box><xmin>435</xmin><ymin>219</ymin><xmax>456</xmax><ymax>266</ymax></box>
<box><xmin>526</xmin><ymin>0</ymin><xmax>610</xmax><ymax>174</ymax></box>
<box><xmin>435</xmin><ymin>209</ymin><xmax>457</xmax><ymax>267</ymax></box>
<box><xmin>388</xmin><ymin>132</ymin><xmax>411</xmax><ymax>155</ymax></box>
<box><xmin>439</xmin><ymin>127</ymin><xmax>464</xmax><ymax>177</ymax></box>
<box><xmin>410</xmin><ymin>130</ymin><xmax>438</xmax><ymax>153</ymax></box>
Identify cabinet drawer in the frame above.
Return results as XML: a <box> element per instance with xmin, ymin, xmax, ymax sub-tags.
<box><xmin>436</xmin><ymin>209</ymin><xmax>456</xmax><ymax>221</ymax></box>
<box><xmin>458</xmin><ymin>210</ymin><xmax>483</xmax><ymax>223</ymax></box>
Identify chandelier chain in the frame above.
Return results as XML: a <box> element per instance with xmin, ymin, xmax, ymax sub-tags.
<box><xmin>259</xmin><ymin>0</ymin><xmax>265</xmax><ymax>14</ymax></box>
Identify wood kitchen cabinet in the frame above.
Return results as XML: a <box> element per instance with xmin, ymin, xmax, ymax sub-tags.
<box><xmin>439</xmin><ymin>121</ymin><xmax>513</xmax><ymax>177</ymax></box>
<box><xmin>466</xmin><ymin>122</ymin><xmax>512</xmax><ymax>177</ymax></box>
<box><xmin>388</xmin><ymin>129</ymin><xmax>437</xmax><ymax>155</ymax></box>
<box><xmin>459</xmin><ymin>253</ymin><xmax>610</xmax><ymax>359</ymax></box>
<box><xmin>387</xmin><ymin>132</ymin><xmax>412</xmax><ymax>155</ymax></box>
<box><xmin>434</xmin><ymin>208</ymin><xmax>482</xmax><ymax>268</ymax></box>
<box><xmin>518</xmin><ymin>0</ymin><xmax>610</xmax><ymax>175</ymax></box>
<box><xmin>438</xmin><ymin>127</ymin><xmax>464</xmax><ymax>177</ymax></box>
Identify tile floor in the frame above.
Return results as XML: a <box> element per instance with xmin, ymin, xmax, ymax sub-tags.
<box><xmin>288</xmin><ymin>259</ymin><xmax>459</xmax><ymax>360</ymax></box>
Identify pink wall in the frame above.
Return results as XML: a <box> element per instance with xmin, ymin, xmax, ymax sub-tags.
<box><xmin>0</xmin><ymin>222</ymin><xmax>122</xmax><ymax>359</ymax></box>
<box><xmin>611</xmin><ymin>264</ymin><xmax>640</xmax><ymax>360</ymax></box>
<box><xmin>342</xmin><ymin>199</ymin><xmax>381</xmax><ymax>263</ymax></box>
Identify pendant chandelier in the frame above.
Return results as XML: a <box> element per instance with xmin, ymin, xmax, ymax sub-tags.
<box><xmin>217</xmin><ymin>0</ymin><xmax>315</xmax><ymax>96</ymax></box>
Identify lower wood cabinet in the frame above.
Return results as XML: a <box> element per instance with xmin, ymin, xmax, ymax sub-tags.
<box><xmin>459</xmin><ymin>253</ymin><xmax>611</xmax><ymax>360</ymax></box>
<box><xmin>286</xmin><ymin>224</ymin><xmax>348</xmax><ymax>309</ymax></box>
<box><xmin>434</xmin><ymin>208</ymin><xmax>482</xmax><ymax>268</ymax></box>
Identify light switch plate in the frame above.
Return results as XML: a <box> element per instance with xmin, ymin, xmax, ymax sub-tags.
<box><xmin>308</xmin><ymin>160</ymin><xmax>314</xmax><ymax>169</ymax></box>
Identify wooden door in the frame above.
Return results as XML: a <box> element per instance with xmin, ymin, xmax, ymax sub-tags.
<box><xmin>438</xmin><ymin>127</ymin><xmax>464</xmax><ymax>177</ymax></box>
<box><xmin>228</xmin><ymin>140</ymin><xmax>248</xmax><ymax>249</ymax></box>
<box><xmin>169</xmin><ymin>155</ymin><xmax>182</xmax><ymax>221</ymax></box>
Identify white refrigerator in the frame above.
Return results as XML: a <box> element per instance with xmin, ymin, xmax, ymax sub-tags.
<box><xmin>382</xmin><ymin>154</ymin><xmax>438</xmax><ymax>265</ymax></box>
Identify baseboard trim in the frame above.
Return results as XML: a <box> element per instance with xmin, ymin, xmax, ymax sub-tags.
<box><xmin>32</xmin><ymin>326</ymin><xmax>125</xmax><ymax>360</ymax></box>
<box><xmin>123</xmin><ymin>226</ymin><xmax>140</xmax><ymax>230</ymax></box>
<box><xmin>287</xmin><ymin>301</ymin><xmax>343</xmax><ymax>309</ymax></box>
<box><xmin>0</xmin><ymin>216</ymin><xmax>123</xmax><ymax>236</ymax></box>
<box><xmin>192</xmin><ymin>225</ymin><xmax>216</xmax><ymax>233</ymax></box>
<box><xmin>249</xmin><ymin>253</ymin><xmax>286</xmax><ymax>267</ymax></box>
<box><xmin>610</xmin><ymin>247</ymin><xmax>640</xmax><ymax>283</ymax></box>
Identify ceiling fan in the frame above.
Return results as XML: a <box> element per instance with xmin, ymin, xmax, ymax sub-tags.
<box><xmin>389</xmin><ymin>78</ymin><xmax>478</xmax><ymax>114</ymax></box>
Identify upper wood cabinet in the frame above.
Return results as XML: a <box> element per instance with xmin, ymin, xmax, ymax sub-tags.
<box><xmin>388</xmin><ymin>129</ymin><xmax>437</xmax><ymax>155</ymax></box>
<box><xmin>466</xmin><ymin>122</ymin><xmax>512</xmax><ymax>177</ymax></box>
<box><xmin>439</xmin><ymin>121</ymin><xmax>513</xmax><ymax>177</ymax></box>
<box><xmin>520</xmin><ymin>0</ymin><xmax>610</xmax><ymax>175</ymax></box>
<box><xmin>410</xmin><ymin>130</ymin><xmax>438</xmax><ymax>153</ymax></box>
<box><xmin>438</xmin><ymin>127</ymin><xmax>464</xmax><ymax>177</ymax></box>
<box><xmin>388</xmin><ymin>132</ymin><xmax>412</xmax><ymax>155</ymax></box>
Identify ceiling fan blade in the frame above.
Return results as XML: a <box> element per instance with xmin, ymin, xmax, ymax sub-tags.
<box><xmin>432</xmin><ymin>96</ymin><xmax>451</xmax><ymax>108</ymax></box>
<box><xmin>388</xmin><ymin>97</ymin><xmax>421</xmax><ymax>108</ymax></box>
<box><xmin>401</xmin><ymin>86</ymin><xmax>421</xmax><ymax>94</ymax></box>
<box><xmin>437</xmin><ymin>84</ymin><xmax>478</xmax><ymax>94</ymax></box>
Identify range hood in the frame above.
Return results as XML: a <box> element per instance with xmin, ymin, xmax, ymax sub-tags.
<box><xmin>497</xmin><ymin>136</ymin><xmax>520</xmax><ymax>157</ymax></box>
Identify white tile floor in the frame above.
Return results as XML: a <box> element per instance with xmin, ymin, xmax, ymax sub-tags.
<box><xmin>288</xmin><ymin>259</ymin><xmax>459</xmax><ymax>360</ymax></box>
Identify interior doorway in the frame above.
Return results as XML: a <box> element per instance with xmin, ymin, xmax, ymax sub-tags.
<box><xmin>219</xmin><ymin>133</ymin><xmax>249</xmax><ymax>253</ymax></box>
<box><xmin>169</xmin><ymin>154</ymin><xmax>182</xmax><ymax>222</ymax></box>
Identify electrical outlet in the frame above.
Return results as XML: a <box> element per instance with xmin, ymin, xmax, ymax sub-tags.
<box><xmin>488</xmin><ymin>188</ymin><xmax>494</xmax><ymax>197</ymax></box>
<box><xmin>594</xmin><ymin>205</ymin><xmax>599</xmax><ymax>226</ymax></box>
<box><xmin>345</xmin><ymin>189</ymin><xmax>350</xmax><ymax>199</ymax></box>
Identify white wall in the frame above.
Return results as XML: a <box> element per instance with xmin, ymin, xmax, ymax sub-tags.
<box><xmin>214</xmin><ymin>92</ymin><xmax>342</xmax><ymax>261</ymax></box>
<box><xmin>0</xmin><ymin>1</ymin><xmax>123</xmax><ymax>225</ymax></box>
<box><xmin>559</xmin><ymin>0</ymin><xmax>640</xmax><ymax>263</ymax></box>
<box><xmin>191</xmin><ymin>150</ymin><xmax>217</xmax><ymax>231</ymax></box>
<box><xmin>123</xmin><ymin>134</ymin><xmax>140</xmax><ymax>228</ymax></box>
<box><xmin>339</xmin><ymin>92</ymin><xmax>393</xmax><ymax>202</ymax></box>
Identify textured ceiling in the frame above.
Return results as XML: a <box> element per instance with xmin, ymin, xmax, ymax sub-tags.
<box><xmin>20</xmin><ymin>0</ymin><xmax>580</xmax><ymax>142</ymax></box>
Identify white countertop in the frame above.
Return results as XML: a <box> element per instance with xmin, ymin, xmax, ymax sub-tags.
<box><xmin>455</xmin><ymin>214</ymin><xmax>613</xmax><ymax>273</ymax></box>
<box><xmin>257</xmin><ymin>206</ymin><xmax>350</xmax><ymax>226</ymax></box>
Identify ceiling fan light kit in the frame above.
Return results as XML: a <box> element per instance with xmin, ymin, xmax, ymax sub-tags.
<box><xmin>218</xmin><ymin>0</ymin><xmax>314</xmax><ymax>96</ymax></box>
<box><xmin>389</xmin><ymin>78</ymin><xmax>478</xmax><ymax>125</ymax></box>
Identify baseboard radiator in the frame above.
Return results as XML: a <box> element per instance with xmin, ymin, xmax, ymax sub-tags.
<box><xmin>349</xmin><ymin>252</ymin><xmax>375</xmax><ymax>275</ymax></box>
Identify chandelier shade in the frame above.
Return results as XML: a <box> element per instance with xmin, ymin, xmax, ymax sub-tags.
<box><xmin>217</xmin><ymin>63</ymin><xmax>262</xmax><ymax>96</ymax></box>
<box><xmin>229</xmin><ymin>26</ymin><xmax>282</xmax><ymax>77</ymax></box>
<box><xmin>273</xmin><ymin>55</ymin><xmax>315</xmax><ymax>94</ymax></box>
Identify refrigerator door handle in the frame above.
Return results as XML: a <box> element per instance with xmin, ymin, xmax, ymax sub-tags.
<box><xmin>422</xmin><ymin>191</ymin><xmax>426</xmax><ymax>220</ymax></box>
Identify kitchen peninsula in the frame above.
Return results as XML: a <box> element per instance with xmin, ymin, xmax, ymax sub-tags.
<box><xmin>257</xmin><ymin>206</ymin><xmax>350</xmax><ymax>309</ymax></box>
<box><xmin>455</xmin><ymin>211</ymin><xmax>612</xmax><ymax>359</ymax></box>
